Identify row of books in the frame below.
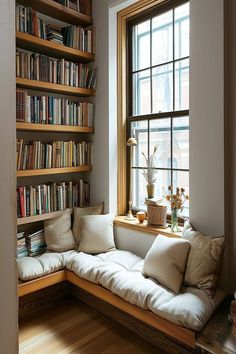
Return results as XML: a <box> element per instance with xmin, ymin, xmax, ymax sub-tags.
<box><xmin>55</xmin><ymin>0</ymin><xmax>92</xmax><ymax>16</ymax></box>
<box><xmin>16</xmin><ymin>89</ymin><xmax>95</xmax><ymax>127</ymax></box>
<box><xmin>17</xmin><ymin>180</ymin><xmax>90</xmax><ymax>218</ymax></box>
<box><xmin>16</xmin><ymin>49</ymin><xmax>97</xmax><ymax>89</ymax></box>
<box><xmin>16</xmin><ymin>5</ymin><xmax>95</xmax><ymax>53</ymax></box>
<box><xmin>16</xmin><ymin>139</ymin><xmax>92</xmax><ymax>170</ymax></box>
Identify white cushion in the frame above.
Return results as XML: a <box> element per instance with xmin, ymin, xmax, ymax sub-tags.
<box><xmin>44</xmin><ymin>209</ymin><xmax>76</xmax><ymax>252</ymax></box>
<box><xmin>72</xmin><ymin>203</ymin><xmax>104</xmax><ymax>245</ymax></box>
<box><xmin>17</xmin><ymin>250</ymin><xmax>77</xmax><ymax>281</ymax></box>
<box><xmin>143</xmin><ymin>235</ymin><xmax>191</xmax><ymax>293</ymax></box>
<box><xmin>66</xmin><ymin>249</ymin><xmax>224</xmax><ymax>331</ymax></box>
<box><xmin>78</xmin><ymin>214</ymin><xmax>116</xmax><ymax>254</ymax></box>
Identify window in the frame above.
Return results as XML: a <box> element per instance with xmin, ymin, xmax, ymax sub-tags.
<box><xmin>127</xmin><ymin>0</ymin><xmax>189</xmax><ymax>215</ymax></box>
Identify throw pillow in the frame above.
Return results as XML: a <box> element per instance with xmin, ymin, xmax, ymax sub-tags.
<box><xmin>182</xmin><ymin>221</ymin><xmax>225</xmax><ymax>295</ymax></box>
<box><xmin>44</xmin><ymin>209</ymin><xmax>76</xmax><ymax>252</ymax></box>
<box><xmin>143</xmin><ymin>234</ymin><xmax>190</xmax><ymax>293</ymax></box>
<box><xmin>72</xmin><ymin>202</ymin><xmax>104</xmax><ymax>245</ymax></box>
<box><xmin>78</xmin><ymin>214</ymin><xmax>116</xmax><ymax>254</ymax></box>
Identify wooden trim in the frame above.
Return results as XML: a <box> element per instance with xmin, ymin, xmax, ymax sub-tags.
<box><xmin>67</xmin><ymin>271</ymin><xmax>195</xmax><ymax>348</ymax></box>
<box><xmin>17</xmin><ymin>208</ymin><xmax>73</xmax><ymax>226</ymax></box>
<box><xmin>16</xmin><ymin>0</ymin><xmax>92</xmax><ymax>26</ymax></box>
<box><xmin>16</xmin><ymin>77</ymin><xmax>95</xmax><ymax>97</ymax></box>
<box><xmin>16</xmin><ymin>165</ymin><xmax>92</xmax><ymax>177</ymax></box>
<box><xmin>16</xmin><ymin>32</ymin><xmax>95</xmax><ymax>63</ymax></box>
<box><xmin>16</xmin><ymin>122</ymin><xmax>94</xmax><ymax>134</ymax></box>
<box><xmin>117</xmin><ymin>0</ymin><xmax>166</xmax><ymax>215</ymax></box>
<box><xmin>114</xmin><ymin>215</ymin><xmax>183</xmax><ymax>237</ymax></box>
<box><xmin>18</xmin><ymin>270</ymin><xmax>67</xmax><ymax>297</ymax></box>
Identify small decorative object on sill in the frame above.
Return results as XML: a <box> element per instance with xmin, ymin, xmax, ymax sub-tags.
<box><xmin>164</xmin><ymin>186</ymin><xmax>189</xmax><ymax>232</ymax></box>
<box><xmin>136</xmin><ymin>211</ymin><xmax>146</xmax><ymax>223</ymax></box>
<box><xmin>125</xmin><ymin>136</ymin><xmax>137</xmax><ymax>220</ymax></box>
<box><xmin>142</xmin><ymin>146</ymin><xmax>158</xmax><ymax>199</ymax></box>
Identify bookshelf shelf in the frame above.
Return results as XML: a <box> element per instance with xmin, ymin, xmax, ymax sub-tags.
<box><xmin>16</xmin><ymin>122</ymin><xmax>94</xmax><ymax>134</ymax></box>
<box><xmin>16</xmin><ymin>0</ymin><xmax>92</xmax><ymax>26</ymax></box>
<box><xmin>16</xmin><ymin>32</ymin><xmax>95</xmax><ymax>63</ymax></box>
<box><xmin>17</xmin><ymin>208</ymin><xmax>73</xmax><ymax>225</ymax></box>
<box><xmin>17</xmin><ymin>165</ymin><xmax>92</xmax><ymax>177</ymax></box>
<box><xmin>16</xmin><ymin>77</ymin><xmax>95</xmax><ymax>96</ymax></box>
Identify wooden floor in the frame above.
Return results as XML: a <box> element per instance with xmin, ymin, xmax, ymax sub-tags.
<box><xmin>19</xmin><ymin>298</ymin><xmax>168</xmax><ymax>354</ymax></box>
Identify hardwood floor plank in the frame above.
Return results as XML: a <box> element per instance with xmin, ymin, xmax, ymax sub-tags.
<box><xmin>19</xmin><ymin>298</ymin><xmax>168</xmax><ymax>354</ymax></box>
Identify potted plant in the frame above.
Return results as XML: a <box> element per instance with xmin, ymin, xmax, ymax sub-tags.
<box><xmin>142</xmin><ymin>146</ymin><xmax>158</xmax><ymax>199</ymax></box>
<box><xmin>164</xmin><ymin>186</ymin><xmax>189</xmax><ymax>232</ymax></box>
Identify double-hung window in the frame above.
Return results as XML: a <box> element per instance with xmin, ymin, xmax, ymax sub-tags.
<box><xmin>127</xmin><ymin>0</ymin><xmax>190</xmax><ymax>215</ymax></box>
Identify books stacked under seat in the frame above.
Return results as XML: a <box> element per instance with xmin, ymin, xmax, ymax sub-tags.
<box><xmin>17</xmin><ymin>179</ymin><xmax>90</xmax><ymax>218</ymax></box>
<box><xmin>16</xmin><ymin>49</ymin><xmax>97</xmax><ymax>89</ymax></box>
<box><xmin>25</xmin><ymin>228</ymin><xmax>46</xmax><ymax>257</ymax></box>
<box><xmin>16</xmin><ymin>232</ymin><xmax>28</xmax><ymax>258</ymax></box>
<box><xmin>16</xmin><ymin>89</ymin><xmax>95</xmax><ymax>127</ymax></box>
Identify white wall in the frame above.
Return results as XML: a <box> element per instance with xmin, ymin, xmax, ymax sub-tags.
<box><xmin>0</xmin><ymin>0</ymin><xmax>18</xmax><ymax>352</ymax></box>
<box><xmin>189</xmin><ymin>0</ymin><xmax>224</xmax><ymax>236</ymax></box>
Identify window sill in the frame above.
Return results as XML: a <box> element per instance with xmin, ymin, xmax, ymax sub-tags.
<box><xmin>114</xmin><ymin>216</ymin><xmax>183</xmax><ymax>238</ymax></box>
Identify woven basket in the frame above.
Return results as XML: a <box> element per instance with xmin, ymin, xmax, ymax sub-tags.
<box><xmin>147</xmin><ymin>204</ymin><xmax>167</xmax><ymax>226</ymax></box>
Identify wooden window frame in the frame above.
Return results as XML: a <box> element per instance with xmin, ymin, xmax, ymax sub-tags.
<box><xmin>117</xmin><ymin>0</ymin><xmax>189</xmax><ymax>216</ymax></box>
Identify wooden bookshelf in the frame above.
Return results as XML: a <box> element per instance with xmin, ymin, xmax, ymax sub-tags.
<box><xmin>16</xmin><ymin>77</ymin><xmax>95</xmax><ymax>96</ymax></box>
<box><xmin>16</xmin><ymin>32</ymin><xmax>95</xmax><ymax>63</ymax></box>
<box><xmin>16</xmin><ymin>122</ymin><xmax>94</xmax><ymax>134</ymax></box>
<box><xmin>17</xmin><ymin>209</ymin><xmax>73</xmax><ymax>225</ymax></box>
<box><xmin>17</xmin><ymin>165</ymin><xmax>92</xmax><ymax>177</ymax></box>
<box><xmin>16</xmin><ymin>0</ymin><xmax>92</xmax><ymax>26</ymax></box>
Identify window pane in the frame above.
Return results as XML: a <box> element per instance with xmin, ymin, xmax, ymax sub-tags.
<box><xmin>173</xmin><ymin>116</ymin><xmax>189</xmax><ymax>169</ymax></box>
<box><xmin>131</xmin><ymin>120</ymin><xmax>148</xmax><ymax>167</ymax></box>
<box><xmin>175</xmin><ymin>58</ymin><xmax>189</xmax><ymax>110</ymax></box>
<box><xmin>133</xmin><ymin>69</ymin><xmax>151</xmax><ymax>115</ymax></box>
<box><xmin>150</xmin><ymin>118</ymin><xmax>171</xmax><ymax>168</ymax></box>
<box><xmin>152</xmin><ymin>64</ymin><xmax>173</xmax><ymax>113</ymax></box>
<box><xmin>133</xmin><ymin>20</ymin><xmax>150</xmax><ymax>71</ymax></box>
<box><xmin>152</xmin><ymin>10</ymin><xmax>173</xmax><ymax>66</ymax></box>
<box><xmin>174</xmin><ymin>2</ymin><xmax>189</xmax><ymax>60</ymax></box>
<box><xmin>172</xmin><ymin>170</ymin><xmax>189</xmax><ymax>216</ymax></box>
<box><xmin>132</xmin><ymin>168</ymin><xmax>148</xmax><ymax>209</ymax></box>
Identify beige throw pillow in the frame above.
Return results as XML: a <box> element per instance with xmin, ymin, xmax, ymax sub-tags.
<box><xmin>44</xmin><ymin>209</ymin><xmax>76</xmax><ymax>252</ymax></box>
<box><xmin>72</xmin><ymin>203</ymin><xmax>104</xmax><ymax>245</ymax></box>
<box><xmin>182</xmin><ymin>221</ymin><xmax>225</xmax><ymax>295</ymax></box>
<box><xmin>143</xmin><ymin>235</ymin><xmax>190</xmax><ymax>293</ymax></box>
<box><xmin>78</xmin><ymin>214</ymin><xmax>116</xmax><ymax>254</ymax></box>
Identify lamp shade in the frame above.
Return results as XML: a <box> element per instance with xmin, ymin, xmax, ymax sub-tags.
<box><xmin>127</xmin><ymin>137</ymin><xmax>137</xmax><ymax>147</ymax></box>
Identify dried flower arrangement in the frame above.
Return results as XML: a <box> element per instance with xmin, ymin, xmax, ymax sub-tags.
<box><xmin>164</xmin><ymin>186</ymin><xmax>189</xmax><ymax>211</ymax></box>
<box><xmin>142</xmin><ymin>146</ymin><xmax>158</xmax><ymax>186</ymax></box>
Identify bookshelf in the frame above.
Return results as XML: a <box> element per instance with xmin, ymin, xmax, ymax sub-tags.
<box><xmin>17</xmin><ymin>166</ymin><xmax>92</xmax><ymax>177</ymax></box>
<box><xmin>16</xmin><ymin>78</ymin><xmax>95</xmax><ymax>96</ymax></box>
<box><xmin>16</xmin><ymin>31</ymin><xmax>95</xmax><ymax>63</ymax></box>
<box><xmin>16</xmin><ymin>122</ymin><xmax>94</xmax><ymax>134</ymax></box>
<box><xmin>16</xmin><ymin>0</ymin><xmax>95</xmax><ymax>226</ymax></box>
<box><xmin>17</xmin><ymin>0</ymin><xmax>93</xmax><ymax>26</ymax></box>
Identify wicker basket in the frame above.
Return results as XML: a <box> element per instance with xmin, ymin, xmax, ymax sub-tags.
<box><xmin>147</xmin><ymin>204</ymin><xmax>167</xmax><ymax>226</ymax></box>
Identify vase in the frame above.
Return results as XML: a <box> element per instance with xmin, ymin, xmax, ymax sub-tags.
<box><xmin>146</xmin><ymin>184</ymin><xmax>155</xmax><ymax>199</ymax></box>
<box><xmin>171</xmin><ymin>208</ymin><xmax>180</xmax><ymax>232</ymax></box>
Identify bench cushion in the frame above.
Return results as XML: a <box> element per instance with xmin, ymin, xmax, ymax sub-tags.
<box><xmin>66</xmin><ymin>250</ymin><xmax>225</xmax><ymax>331</ymax></box>
<box><xmin>17</xmin><ymin>250</ymin><xmax>77</xmax><ymax>281</ymax></box>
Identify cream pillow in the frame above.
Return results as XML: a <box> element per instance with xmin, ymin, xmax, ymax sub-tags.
<box><xmin>78</xmin><ymin>214</ymin><xmax>116</xmax><ymax>254</ymax></box>
<box><xmin>143</xmin><ymin>235</ymin><xmax>190</xmax><ymax>293</ymax></box>
<box><xmin>72</xmin><ymin>202</ymin><xmax>104</xmax><ymax>245</ymax></box>
<box><xmin>44</xmin><ymin>209</ymin><xmax>76</xmax><ymax>252</ymax></box>
<box><xmin>182</xmin><ymin>221</ymin><xmax>225</xmax><ymax>295</ymax></box>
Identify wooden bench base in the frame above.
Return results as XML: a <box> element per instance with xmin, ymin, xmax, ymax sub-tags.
<box><xmin>18</xmin><ymin>270</ymin><xmax>195</xmax><ymax>352</ymax></box>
